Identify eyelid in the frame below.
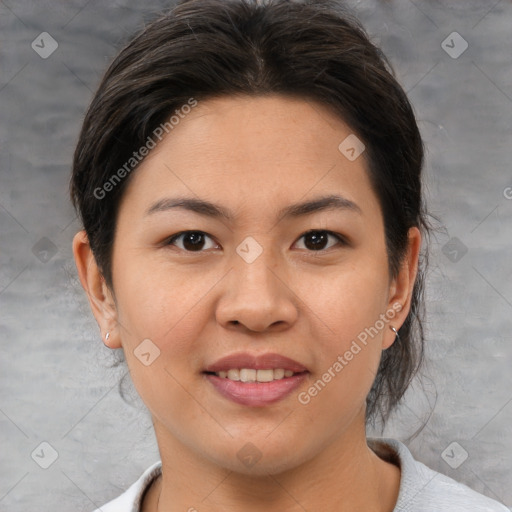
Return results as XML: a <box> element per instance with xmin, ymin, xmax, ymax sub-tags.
<box><xmin>165</xmin><ymin>231</ymin><xmax>219</xmax><ymax>251</ymax></box>
<box><xmin>301</xmin><ymin>229</ymin><xmax>347</xmax><ymax>243</ymax></box>
<box><xmin>164</xmin><ymin>229</ymin><xmax>348</xmax><ymax>252</ymax></box>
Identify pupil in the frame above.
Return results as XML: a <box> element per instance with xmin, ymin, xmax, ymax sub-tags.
<box><xmin>183</xmin><ymin>232</ymin><xmax>204</xmax><ymax>251</ymax></box>
<box><xmin>305</xmin><ymin>231</ymin><xmax>327</xmax><ymax>250</ymax></box>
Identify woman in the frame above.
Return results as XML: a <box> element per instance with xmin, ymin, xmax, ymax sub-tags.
<box><xmin>70</xmin><ymin>0</ymin><xmax>508</xmax><ymax>510</ymax></box>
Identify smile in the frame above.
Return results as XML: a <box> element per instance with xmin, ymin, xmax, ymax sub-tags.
<box><xmin>203</xmin><ymin>370</ymin><xmax>309</xmax><ymax>407</ymax></box>
<box><xmin>209</xmin><ymin>368</ymin><xmax>299</xmax><ymax>382</ymax></box>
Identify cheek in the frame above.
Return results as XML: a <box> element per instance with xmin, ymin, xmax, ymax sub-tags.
<box><xmin>299</xmin><ymin>259</ymin><xmax>389</xmax><ymax>396</ymax></box>
<box><xmin>113</xmin><ymin>255</ymin><xmax>215</xmax><ymax>348</ymax></box>
<box><xmin>304</xmin><ymin>259</ymin><xmax>390</xmax><ymax>344</ymax></box>
<box><xmin>297</xmin><ymin>309</ymin><xmax>384</xmax><ymax>432</ymax></box>
<box><xmin>111</xmin><ymin>261</ymin><xmax>214</xmax><ymax>425</ymax></box>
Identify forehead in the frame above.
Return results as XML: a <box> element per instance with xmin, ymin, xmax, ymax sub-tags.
<box><xmin>119</xmin><ymin>94</ymin><xmax>381</xmax><ymax>225</ymax></box>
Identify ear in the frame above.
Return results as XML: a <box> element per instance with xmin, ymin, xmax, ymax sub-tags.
<box><xmin>382</xmin><ymin>226</ymin><xmax>422</xmax><ymax>350</ymax></box>
<box><xmin>72</xmin><ymin>230</ymin><xmax>121</xmax><ymax>349</ymax></box>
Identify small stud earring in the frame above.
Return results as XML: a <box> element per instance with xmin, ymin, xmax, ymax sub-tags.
<box><xmin>105</xmin><ymin>332</ymin><xmax>110</xmax><ymax>341</ymax></box>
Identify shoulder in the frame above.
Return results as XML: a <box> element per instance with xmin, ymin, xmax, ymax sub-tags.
<box><xmin>368</xmin><ymin>437</ymin><xmax>509</xmax><ymax>512</ymax></box>
<box><xmin>91</xmin><ymin>461</ymin><xmax>162</xmax><ymax>512</ymax></box>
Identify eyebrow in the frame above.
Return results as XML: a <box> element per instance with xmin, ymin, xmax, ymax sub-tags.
<box><xmin>145</xmin><ymin>194</ymin><xmax>362</xmax><ymax>221</ymax></box>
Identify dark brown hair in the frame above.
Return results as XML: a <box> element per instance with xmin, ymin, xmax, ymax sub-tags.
<box><xmin>70</xmin><ymin>0</ymin><xmax>438</xmax><ymax>426</ymax></box>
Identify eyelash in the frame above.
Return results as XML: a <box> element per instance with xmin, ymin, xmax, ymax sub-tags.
<box><xmin>163</xmin><ymin>230</ymin><xmax>348</xmax><ymax>253</ymax></box>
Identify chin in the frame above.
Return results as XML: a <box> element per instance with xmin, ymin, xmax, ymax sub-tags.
<box><xmin>203</xmin><ymin>439</ymin><xmax>309</xmax><ymax>477</ymax></box>
<box><xmin>229</xmin><ymin>452</ymin><xmax>303</xmax><ymax>477</ymax></box>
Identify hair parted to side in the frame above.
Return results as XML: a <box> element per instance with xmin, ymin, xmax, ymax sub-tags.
<box><xmin>70</xmin><ymin>0</ymin><xmax>439</xmax><ymax>427</ymax></box>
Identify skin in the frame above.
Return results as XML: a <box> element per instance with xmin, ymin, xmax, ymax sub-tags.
<box><xmin>73</xmin><ymin>94</ymin><xmax>421</xmax><ymax>512</ymax></box>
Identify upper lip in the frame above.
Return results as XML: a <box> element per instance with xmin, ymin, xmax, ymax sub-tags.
<box><xmin>204</xmin><ymin>352</ymin><xmax>308</xmax><ymax>373</ymax></box>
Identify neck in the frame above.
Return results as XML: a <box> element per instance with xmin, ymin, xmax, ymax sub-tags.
<box><xmin>142</xmin><ymin>419</ymin><xmax>400</xmax><ymax>512</ymax></box>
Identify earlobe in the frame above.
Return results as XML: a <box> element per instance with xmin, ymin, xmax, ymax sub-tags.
<box><xmin>72</xmin><ymin>230</ymin><xmax>122</xmax><ymax>349</ymax></box>
<box><xmin>383</xmin><ymin>226</ymin><xmax>422</xmax><ymax>350</ymax></box>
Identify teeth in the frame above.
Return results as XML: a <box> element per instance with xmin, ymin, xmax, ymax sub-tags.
<box><xmin>240</xmin><ymin>369</ymin><xmax>256</xmax><ymax>382</ymax></box>
<box><xmin>227</xmin><ymin>369</ymin><xmax>240</xmax><ymax>381</ymax></box>
<box><xmin>213</xmin><ymin>368</ymin><xmax>299</xmax><ymax>382</ymax></box>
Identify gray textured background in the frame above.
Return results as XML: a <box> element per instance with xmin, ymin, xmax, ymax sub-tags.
<box><xmin>0</xmin><ymin>0</ymin><xmax>511</xmax><ymax>510</ymax></box>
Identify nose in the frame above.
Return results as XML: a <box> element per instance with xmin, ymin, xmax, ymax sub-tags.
<box><xmin>215</xmin><ymin>243</ymin><xmax>299</xmax><ymax>333</ymax></box>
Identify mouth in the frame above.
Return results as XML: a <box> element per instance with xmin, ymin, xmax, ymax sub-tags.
<box><xmin>202</xmin><ymin>352</ymin><xmax>309</xmax><ymax>406</ymax></box>
<box><xmin>203</xmin><ymin>368</ymin><xmax>308</xmax><ymax>382</ymax></box>
<box><xmin>202</xmin><ymin>370</ymin><xmax>309</xmax><ymax>406</ymax></box>
<box><xmin>203</xmin><ymin>351</ymin><xmax>308</xmax><ymax>374</ymax></box>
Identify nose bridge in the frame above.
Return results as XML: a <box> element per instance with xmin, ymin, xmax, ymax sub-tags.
<box><xmin>232</xmin><ymin>234</ymin><xmax>281</xmax><ymax>294</ymax></box>
<box><xmin>216</xmin><ymin>234</ymin><xmax>298</xmax><ymax>331</ymax></box>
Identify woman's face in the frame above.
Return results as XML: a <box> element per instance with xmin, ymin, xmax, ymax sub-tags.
<box><xmin>83</xmin><ymin>95</ymin><xmax>419</xmax><ymax>474</ymax></box>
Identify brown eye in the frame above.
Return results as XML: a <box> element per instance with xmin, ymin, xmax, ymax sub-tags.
<box><xmin>165</xmin><ymin>229</ymin><xmax>346</xmax><ymax>253</ymax></box>
<box><xmin>166</xmin><ymin>231</ymin><xmax>217</xmax><ymax>252</ymax></box>
<box><xmin>295</xmin><ymin>230</ymin><xmax>345</xmax><ymax>251</ymax></box>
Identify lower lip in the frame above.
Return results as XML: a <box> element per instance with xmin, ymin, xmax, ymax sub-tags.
<box><xmin>204</xmin><ymin>372</ymin><xmax>309</xmax><ymax>407</ymax></box>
